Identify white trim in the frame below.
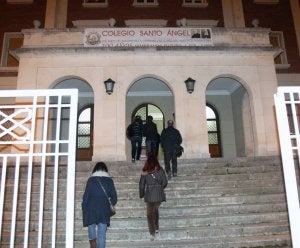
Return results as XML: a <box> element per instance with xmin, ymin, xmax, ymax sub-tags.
<box><xmin>182</xmin><ymin>0</ymin><xmax>208</xmax><ymax>8</ymax></box>
<box><xmin>133</xmin><ymin>0</ymin><xmax>159</xmax><ymax>7</ymax></box>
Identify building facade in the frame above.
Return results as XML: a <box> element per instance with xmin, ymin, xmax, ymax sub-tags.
<box><xmin>1</xmin><ymin>0</ymin><xmax>300</xmax><ymax>161</ymax></box>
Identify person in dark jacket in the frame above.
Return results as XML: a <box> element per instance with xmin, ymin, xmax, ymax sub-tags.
<box><xmin>143</xmin><ymin>115</ymin><xmax>159</xmax><ymax>156</ymax></box>
<box><xmin>139</xmin><ymin>153</ymin><xmax>168</xmax><ymax>241</ymax></box>
<box><xmin>82</xmin><ymin>162</ymin><xmax>117</xmax><ymax>248</ymax></box>
<box><xmin>126</xmin><ymin>115</ymin><xmax>143</xmax><ymax>162</ymax></box>
<box><xmin>160</xmin><ymin>120</ymin><xmax>182</xmax><ymax>179</ymax></box>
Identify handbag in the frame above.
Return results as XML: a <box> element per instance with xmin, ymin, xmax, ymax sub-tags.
<box><xmin>175</xmin><ymin>145</ymin><xmax>184</xmax><ymax>157</ymax></box>
<box><xmin>97</xmin><ymin>179</ymin><xmax>116</xmax><ymax>216</ymax></box>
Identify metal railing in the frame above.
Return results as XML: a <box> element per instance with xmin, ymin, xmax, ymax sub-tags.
<box><xmin>274</xmin><ymin>86</ymin><xmax>300</xmax><ymax>248</ymax></box>
<box><xmin>0</xmin><ymin>89</ymin><xmax>78</xmax><ymax>248</ymax></box>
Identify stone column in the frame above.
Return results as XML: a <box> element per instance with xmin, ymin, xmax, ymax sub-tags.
<box><xmin>290</xmin><ymin>0</ymin><xmax>300</xmax><ymax>55</ymax></box>
<box><xmin>222</xmin><ymin>0</ymin><xmax>245</xmax><ymax>28</ymax></box>
<box><xmin>45</xmin><ymin>0</ymin><xmax>68</xmax><ymax>29</ymax></box>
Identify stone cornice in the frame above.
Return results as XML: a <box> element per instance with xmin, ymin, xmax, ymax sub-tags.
<box><xmin>21</xmin><ymin>27</ymin><xmax>272</xmax><ymax>47</ymax></box>
<box><xmin>13</xmin><ymin>27</ymin><xmax>278</xmax><ymax>59</ymax></box>
<box><xmin>12</xmin><ymin>45</ymin><xmax>279</xmax><ymax>61</ymax></box>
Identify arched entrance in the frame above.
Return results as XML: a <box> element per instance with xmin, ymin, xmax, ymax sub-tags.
<box><xmin>206</xmin><ymin>76</ymin><xmax>254</xmax><ymax>158</ymax></box>
<box><xmin>126</xmin><ymin>76</ymin><xmax>173</xmax><ymax>161</ymax></box>
<box><xmin>52</xmin><ymin>77</ymin><xmax>94</xmax><ymax>161</ymax></box>
<box><xmin>132</xmin><ymin>103</ymin><xmax>164</xmax><ymax>159</ymax></box>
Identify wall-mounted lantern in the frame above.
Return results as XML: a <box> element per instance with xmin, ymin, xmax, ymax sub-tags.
<box><xmin>104</xmin><ymin>78</ymin><xmax>115</xmax><ymax>95</ymax></box>
<box><xmin>184</xmin><ymin>77</ymin><xmax>196</xmax><ymax>94</ymax></box>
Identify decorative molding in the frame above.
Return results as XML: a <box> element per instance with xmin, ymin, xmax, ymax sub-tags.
<box><xmin>124</xmin><ymin>19</ymin><xmax>168</xmax><ymax>27</ymax></box>
<box><xmin>73</xmin><ymin>19</ymin><xmax>116</xmax><ymax>28</ymax></box>
<box><xmin>275</xmin><ymin>64</ymin><xmax>291</xmax><ymax>70</ymax></box>
<box><xmin>82</xmin><ymin>1</ymin><xmax>108</xmax><ymax>8</ymax></box>
<box><xmin>127</xmin><ymin>91</ymin><xmax>172</xmax><ymax>97</ymax></box>
<box><xmin>177</xmin><ymin>19</ymin><xmax>219</xmax><ymax>27</ymax></box>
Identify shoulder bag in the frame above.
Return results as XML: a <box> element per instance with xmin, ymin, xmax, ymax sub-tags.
<box><xmin>97</xmin><ymin>179</ymin><xmax>116</xmax><ymax>216</ymax></box>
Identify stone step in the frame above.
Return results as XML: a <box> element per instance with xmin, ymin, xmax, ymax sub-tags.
<box><xmin>2</xmin><ymin>210</ymin><xmax>289</xmax><ymax>232</ymax></box>
<box><xmin>102</xmin><ymin>234</ymin><xmax>291</xmax><ymax>248</ymax></box>
<box><xmin>1</xmin><ymin>216</ymin><xmax>290</xmax><ymax>244</ymax></box>
<box><xmin>3</xmin><ymin>177</ymin><xmax>285</xmax><ymax>195</ymax></box>
<box><xmin>0</xmin><ymin>157</ymin><xmax>291</xmax><ymax>247</ymax></box>
<box><xmin>4</xmin><ymin>160</ymin><xmax>284</xmax><ymax>178</ymax></box>
<box><xmin>3</xmin><ymin>181</ymin><xmax>286</xmax><ymax>203</ymax></box>
<box><xmin>3</xmin><ymin>201</ymin><xmax>288</xmax><ymax>223</ymax></box>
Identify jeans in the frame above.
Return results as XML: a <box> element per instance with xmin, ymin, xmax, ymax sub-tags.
<box><xmin>164</xmin><ymin>150</ymin><xmax>177</xmax><ymax>175</ymax></box>
<box><xmin>146</xmin><ymin>202</ymin><xmax>161</xmax><ymax>235</ymax></box>
<box><xmin>88</xmin><ymin>223</ymin><xmax>107</xmax><ymax>248</ymax></box>
<box><xmin>131</xmin><ymin>136</ymin><xmax>142</xmax><ymax>160</ymax></box>
<box><xmin>146</xmin><ymin>140</ymin><xmax>157</xmax><ymax>155</ymax></box>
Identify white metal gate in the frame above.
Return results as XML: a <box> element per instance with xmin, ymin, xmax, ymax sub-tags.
<box><xmin>0</xmin><ymin>89</ymin><xmax>78</xmax><ymax>248</ymax></box>
<box><xmin>274</xmin><ymin>86</ymin><xmax>300</xmax><ymax>248</ymax></box>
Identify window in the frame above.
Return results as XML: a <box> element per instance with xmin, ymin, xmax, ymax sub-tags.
<box><xmin>182</xmin><ymin>0</ymin><xmax>208</xmax><ymax>8</ymax></box>
<box><xmin>253</xmin><ymin>0</ymin><xmax>279</xmax><ymax>4</ymax></box>
<box><xmin>6</xmin><ymin>0</ymin><xmax>33</xmax><ymax>3</ymax></box>
<box><xmin>77</xmin><ymin>107</ymin><xmax>92</xmax><ymax>149</ymax></box>
<box><xmin>82</xmin><ymin>0</ymin><xmax>108</xmax><ymax>8</ymax></box>
<box><xmin>269</xmin><ymin>31</ymin><xmax>290</xmax><ymax>69</ymax></box>
<box><xmin>1</xmin><ymin>32</ymin><xmax>23</xmax><ymax>68</ymax></box>
<box><xmin>133</xmin><ymin>0</ymin><xmax>159</xmax><ymax>7</ymax></box>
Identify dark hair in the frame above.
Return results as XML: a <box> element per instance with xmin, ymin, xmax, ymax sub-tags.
<box><xmin>134</xmin><ymin>115</ymin><xmax>141</xmax><ymax>121</ymax></box>
<box><xmin>167</xmin><ymin>120</ymin><xmax>174</xmax><ymax>127</ymax></box>
<box><xmin>142</xmin><ymin>153</ymin><xmax>161</xmax><ymax>172</ymax></box>
<box><xmin>147</xmin><ymin>115</ymin><xmax>153</xmax><ymax>122</ymax></box>
<box><xmin>92</xmin><ymin>162</ymin><xmax>108</xmax><ymax>173</ymax></box>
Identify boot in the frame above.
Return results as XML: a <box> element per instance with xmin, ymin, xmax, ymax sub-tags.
<box><xmin>89</xmin><ymin>239</ymin><xmax>97</xmax><ymax>248</ymax></box>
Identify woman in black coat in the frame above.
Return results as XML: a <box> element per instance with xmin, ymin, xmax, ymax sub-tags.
<box><xmin>82</xmin><ymin>162</ymin><xmax>117</xmax><ymax>248</ymax></box>
<box><xmin>139</xmin><ymin>154</ymin><xmax>168</xmax><ymax>241</ymax></box>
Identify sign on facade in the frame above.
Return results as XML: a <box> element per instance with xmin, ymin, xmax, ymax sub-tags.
<box><xmin>84</xmin><ymin>27</ymin><xmax>213</xmax><ymax>47</ymax></box>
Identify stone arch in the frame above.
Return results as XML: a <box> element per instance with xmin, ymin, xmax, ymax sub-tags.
<box><xmin>125</xmin><ymin>75</ymin><xmax>174</xmax><ymax>160</ymax></box>
<box><xmin>51</xmin><ymin>76</ymin><xmax>95</xmax><ymax>161</ymax></box>
<box><xmin>205</xmin><ymin>75</ymin><xmax>254</xmax><ymax>158</ymax></box>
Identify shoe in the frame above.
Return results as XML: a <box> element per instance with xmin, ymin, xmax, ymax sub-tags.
<box><xmin>132</xmin><ymin>158</ymin><xmax>135</xmax><ymax>163</ymax></box>
<box><xmin>89</xmin><ymin>239</ymin><xmax>97</xmax><ymax>248</ymax></box>
<box><xmin>150</xmin><ymin>235</ymin><xmax>155</xmax><ymax>241</ymax></box>
<box><xmin>173</xmin><ymin>173</ymin><xmax>177</xmax><ymax>177</ymax></box>
<box><xmin>155</xmin><ymin>229</ymin><xmax>159</xmax><ymax>234</ymax></box>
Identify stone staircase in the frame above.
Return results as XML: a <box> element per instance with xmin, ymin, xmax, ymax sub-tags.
<box><xmin>1</xmin><ymin>156</ymin><xmax>292</xmax><ymax>247</ymax></box>
<box><xmin>75</xmin><ymin>157</ymin><xmax>292</xmax><ymax>248</ymax></box>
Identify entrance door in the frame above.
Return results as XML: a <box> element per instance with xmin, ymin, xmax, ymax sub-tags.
<box><xmin>77</xmin><ymin>105</ymin><xmax>93</xmax><ymax>161</ymax></box>
<box><xmin>206</xmin><ymin>104</ymin><xmax>222</xmax><ymax>157</ymax></box>
<box><xmin>133</xmin><ymin>103</ymin><xmax>164</xmax><ymax>159</ymax></box>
